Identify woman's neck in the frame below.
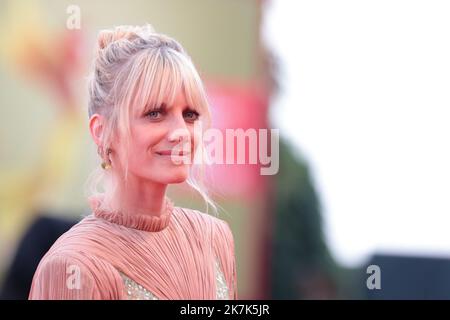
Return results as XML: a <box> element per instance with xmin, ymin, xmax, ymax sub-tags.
<box><xmin>110</xmin><ymin>175</ymin><xmax>169</xmax><ymax>217</ymax></box>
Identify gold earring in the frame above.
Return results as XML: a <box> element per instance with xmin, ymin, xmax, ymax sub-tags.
<box><xmin>101</xmin><ymin>161</ymin><xmax>111</xmax><ymax>170</ymax></box>
<box><xmin>101</xmin><ymin>147</ymin><xmax>112</xmax><ymax>170</ymax></box>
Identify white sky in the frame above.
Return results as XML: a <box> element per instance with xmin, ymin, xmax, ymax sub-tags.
<box><xmin>263</xmin><ymin>0</ymin><xmax>450</xmax><ymax>267</ymax></box>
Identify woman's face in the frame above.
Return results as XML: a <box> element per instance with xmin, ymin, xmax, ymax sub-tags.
<box><xmin>114</xmin><ymin>90</ymin><xmax>201</xmax><ymax>185</ymax></box>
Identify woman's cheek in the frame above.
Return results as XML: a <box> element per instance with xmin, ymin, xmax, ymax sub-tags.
<box><xmin>191</xmin><ymin>128</ymin><xmax>201</xmax><ymax>153</ymax></box>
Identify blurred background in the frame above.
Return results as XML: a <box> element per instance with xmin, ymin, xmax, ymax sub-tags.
<box><xmin>1</xmin><ymin>0</ymin><xmax>450</xmax><ymax>300</ymax></box>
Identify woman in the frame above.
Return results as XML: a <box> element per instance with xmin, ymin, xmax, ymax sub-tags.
<box><xmin>28</xmin><ymin>24</ymin><xmax>237</xmax><ymax>300</ymax></box>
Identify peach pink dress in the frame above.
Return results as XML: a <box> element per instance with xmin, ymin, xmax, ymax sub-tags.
<box><xmin>28</xmin><ymin>196</ymin><xmax>238</xmax><ymax>300</ymax></box>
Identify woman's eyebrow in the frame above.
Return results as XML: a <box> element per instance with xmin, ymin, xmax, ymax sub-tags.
<box><xmin>143</xmin><ymin>102</ymin><xmax>167</xmax><ymax>112</ymax></box>
<box><xmin>184</xmin><ymin>105</ymin><xmax>200</xmax><ymax>112</ymax></box>
<box><xmin>158</xmin><ymin>103</ymin><xmax>168</xmax><ymax>110</ymax></box>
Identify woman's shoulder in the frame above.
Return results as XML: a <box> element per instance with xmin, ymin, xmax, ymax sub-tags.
<box><xmin>29</xmin><ymin>216</ymin><xmax>123</xmax><ymax>299</ymax></box>
<box><xmin>40</xmin><ymin>214</ymin><xmax>112</xmax><ymax>261</ymax></box>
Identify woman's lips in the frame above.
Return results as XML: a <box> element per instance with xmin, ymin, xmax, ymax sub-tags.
<box><xmin>156</xmin><ymin>150</ymin><xmax>191</xmax><ymax>156</ymax></box>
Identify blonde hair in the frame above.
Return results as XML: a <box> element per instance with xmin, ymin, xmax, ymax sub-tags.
<box><xmin>84</xmin><ymin>24</ymin><xmax>218</xmax><ymax>215</ymax></box>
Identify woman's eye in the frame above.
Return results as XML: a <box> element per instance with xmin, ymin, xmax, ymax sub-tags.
<box><xmin>146</xmin><ymin>110</ymin><xmax>162</xmax><ymax>119</ymax></box>
<box><xmin>184</xmin><ymin>111</ymin><xmax>199</xmax><ymax>122</ymax></box>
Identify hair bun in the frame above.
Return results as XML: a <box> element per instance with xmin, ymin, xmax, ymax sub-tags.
<box><xmin>97</xmin><ymin>24</ymin><xmax>156</xmax><ymax>50</ymax></box>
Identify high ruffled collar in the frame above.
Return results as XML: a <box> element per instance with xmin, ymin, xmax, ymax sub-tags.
<box><xmin>89</xmin><ymin>195</ymin><xmax>174</xmax><ymax>232</ymax></box>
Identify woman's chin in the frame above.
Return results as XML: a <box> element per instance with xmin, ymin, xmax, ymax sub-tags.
<box><xmin>170</xmin><ymin>171</ymin><xmax>189</xmax><ymax>184</ymax></box>
<box><xmin>169</xmin><ymin>176</ymin><xmax>188</xmax><ymax>184</ymax></box>
<box><xmin>134</xmin><ymin>166</ymin><xmax>189</xmax><ymax>184</ymax></box>
<box><xmin>160</xmin><ymin>169</ymin><xmax>189</xmax><ymax>184</ymax></box>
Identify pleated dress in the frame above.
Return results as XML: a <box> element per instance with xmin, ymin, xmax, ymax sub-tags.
<box><xmin>28</xmin><ymin>196</ymin><xmax>238</xmax><ymax>300</ymax></box>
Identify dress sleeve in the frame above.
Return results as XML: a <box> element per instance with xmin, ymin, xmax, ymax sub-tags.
<box><xmin>28</xmin><ymin>253</ymin><xmax>123</xmax><ymax>300</ymax></box>
<box><xmin>215</xmin><ymin>220</ymin><xmax>239</xmax><ymax>300</ymax></box>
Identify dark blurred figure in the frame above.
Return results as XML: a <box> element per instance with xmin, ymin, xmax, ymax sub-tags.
<box><xmin>271</xmin><ymin>139</ymin><xmax>340</xmax><ymax>299</ymax></box>
<box><xmin>0</xmin><ymin>214</ymin><xmax>77</xmax><ymax>300</ymax></box>
<box><xmin>364</xmin><ymin>254</ymin><xmax>450</xmax><ymax>300</ymax></box>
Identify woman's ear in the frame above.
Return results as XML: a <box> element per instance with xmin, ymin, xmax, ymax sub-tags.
<box><xmin>89</xmin><ymin>114</ymin><xmax>105</xmax><ymax>146</ymax></box>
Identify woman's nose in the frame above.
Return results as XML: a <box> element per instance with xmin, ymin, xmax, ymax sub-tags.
<box><xmin>167</xmin><ymin>115</ymin><xmax>190</xmax><ymax>143</ymax></box>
